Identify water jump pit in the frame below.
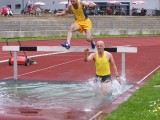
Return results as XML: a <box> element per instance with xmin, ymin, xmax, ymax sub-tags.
<box><xmin>0</xmin><ymin>78</ymin><xmax>132</xmax><ymax>120</ymax></box>
<box><xmin>0</xmin><ymin>45</ymin><xmax>137</xmax><ymax>119</ymax></box>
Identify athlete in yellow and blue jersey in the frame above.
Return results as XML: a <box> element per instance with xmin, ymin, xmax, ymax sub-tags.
<box><xmin>56</xmin><ymin>0</ymin><xmax>97</xmax><ymax>49</ymax></box>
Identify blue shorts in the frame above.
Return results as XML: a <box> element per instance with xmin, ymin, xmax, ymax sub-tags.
<box><xmin>96</xmin><ymin>74</ymin><xmax>111</xmax><ymax>83</ymax></box>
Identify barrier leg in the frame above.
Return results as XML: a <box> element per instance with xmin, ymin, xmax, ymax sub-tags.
<box><xmin>14</xmin><ymin>51</ymin><xmax>18</xmax><ymax>81</ymax></box>
<box><xmin>121</xmin><ymin>53</ymin><xmax>126</xmax><ymax>83</ymax></box>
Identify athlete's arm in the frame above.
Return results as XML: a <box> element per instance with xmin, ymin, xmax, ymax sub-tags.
<box><xmin>108</xmin><ymin>53</ymin><xmax>118</xmax><ymax>76</ymax></box>
<box><xmin>81</xmin><ymin>1</ymin><xmax>97</xmax><ymax>8</ymax></box>
<box><xmin>108</xmin><ymin>52</ymin><xmax>121</xmax><ymax>84</ymax></box>
<box><xmin>84</xmin><ymin>49</ymin><xmax>95</xmax><ymax>62</ymax></box>
<box><xmin>56</xmin><ymin>4</ymin><xmax>71</xmax><ymax>16</ymax></box>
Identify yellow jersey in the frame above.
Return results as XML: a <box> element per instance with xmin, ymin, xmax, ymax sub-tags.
<box><xmin>95</xmin><ymin>51</ymin><xmax>110</xmax><ymax>76</ymax></box>
<box><xmin>71</xmin><ymin>1</ymin><xmax>88</xmax><ymax>21</ymax></box>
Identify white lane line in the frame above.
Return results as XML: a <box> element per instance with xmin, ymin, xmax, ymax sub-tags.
<box><xmin>28</xmin><ymin>51</ymin><xmax>67</xmax><ymax>58</ymax></box>
<box><xmin>3</xmin><ymin>58</ymin><xmax>83</xmax><ymax>80</ymax></box>
<box><xmin>0</xmin><ymin>51</ymin><xmax>67</xmax><ymax>63</ymax></box>
<box><xmin>136</xmin><ymin>65</ymin><xmax>160</xmax><ymax>84</ymax></box>
<box><xmin>0</xmin><ymin>60</ymin><xmax>8</xmax><ymax>63</ymax></box>
<box><xmin>89</xmin><ymin>111</ymin><xmax>102</xmax><ymax>120</ymax></box>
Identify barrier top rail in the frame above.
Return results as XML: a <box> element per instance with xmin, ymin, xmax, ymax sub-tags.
<box><xmin>2</xmin><ymin>46</ymin><xmax>137</xmax><ymax>53</ymax></box>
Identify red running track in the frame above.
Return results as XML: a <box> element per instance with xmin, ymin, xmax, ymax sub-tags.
<box><xmin>0</xmin><ymin>36</ymin><xmax>160</xmax><ymax>120</ymax></box>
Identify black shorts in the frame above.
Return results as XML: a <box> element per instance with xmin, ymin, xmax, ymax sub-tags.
<box><xmin>96</xmin><ymin>74</ymin><xmax>111</xmax><ymax>83</ymax></box>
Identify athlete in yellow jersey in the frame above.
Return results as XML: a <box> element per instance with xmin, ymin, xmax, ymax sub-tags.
<box><xmin>95</xmin><ymin>51</ymin><xmax>111</xmax><ymax>79</ymax></box>
<box><xmin>56</xmin><ymin>0</ymin><xmax>97</xmax><ymax>49</ymax></box>
<box><xmin>84</xmin><ymin>41</ymin><xmax>121</xmax><ymax>95</ymax></box>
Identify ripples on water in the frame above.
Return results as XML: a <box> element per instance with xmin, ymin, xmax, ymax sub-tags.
<box><xmin>0</xmin><ymin>78</ymin><xmax>132</xmax><ymax>112</ymax></box>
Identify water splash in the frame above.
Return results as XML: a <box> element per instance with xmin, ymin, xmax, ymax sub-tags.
<box><xmin>87</xmin><ymin>77</ymin><xmax>133</xmax><ymax>104</ymax></box>
<box><xmin>0</xmin><ymin>78</ymin><xmax>132</xmax><ymax>113</ymax></box>
<box><xmin>112</xmin><ymin>79</ymin><xmax>123</xmax><ymax>96</ymax></box>
<box><xmin>112</xmin><ymin>77</ymin><xmax>133</xmax><ymax>98</ymax></box>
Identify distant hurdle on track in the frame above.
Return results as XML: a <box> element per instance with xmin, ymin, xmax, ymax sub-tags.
<box><xmin>2</xmin><ymin>46</ymin><xmax>137</xmax><ymax>81</ymax></box>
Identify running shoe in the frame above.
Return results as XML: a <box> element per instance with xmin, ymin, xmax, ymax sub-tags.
<box><xmin>61</xmin><ymin>42</ymin><xmax>70</xmax><ymax>49</ymax></box>
<box><xmin>91</xmin><ymin>40</ymin><xmax>95</xmax><ymax>49</ymax></box>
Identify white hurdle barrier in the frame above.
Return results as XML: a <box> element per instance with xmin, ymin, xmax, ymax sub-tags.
<box><xmin>2</xmin><ymin>46</ymin><xmax>137</xmax><ymax>81</ymax></box>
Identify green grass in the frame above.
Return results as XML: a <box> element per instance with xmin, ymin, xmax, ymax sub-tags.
<box><xmin>103</xmin><ymin>71</ymin><xmax>160</xmax><ymax>120</ymax></box>
<box><xmin>0</xmin><ymin>34</ymin><xmax>160</xmax><ymax>42</ymax></box>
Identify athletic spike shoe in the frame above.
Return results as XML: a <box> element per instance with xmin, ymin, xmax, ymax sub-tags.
<box><xmin>61</xmin><ymin>42</ymin><xmax>70</xmax><ymax>49</ymax></box>
<box><xmin>91</xmin><ymin>40</ymin><xmax>95</xmax><ymax>49</ymax></box>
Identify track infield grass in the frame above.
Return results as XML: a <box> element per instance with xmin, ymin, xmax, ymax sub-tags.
<box><xmin>103</xmin><ymin>71</ymin><xmax>160</xmax><ymax>120</ymax></box>
<box><xmin>0</xmin><ymin>34</ymin><xmax>160</xmax><ymax>42</ymax></box>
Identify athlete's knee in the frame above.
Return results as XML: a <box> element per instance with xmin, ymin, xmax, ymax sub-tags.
<box><xmin>86</xmin><ymin>37</ymin><xmax>92</xmax><ymax>42</ymax></box>
<box><xmin>69</xmin><ymin>23</ymin><xmax>78</xmax><ymax>32</ymax></box>
<box><xmin>86</xmin><ymin>32</ymin><xmax>92</xmax><ymax>42</ymax></box>
<box><xmin>68</xmin><ymin>26</ymin><xmax>74</xmax><ymax>32</ymax></box>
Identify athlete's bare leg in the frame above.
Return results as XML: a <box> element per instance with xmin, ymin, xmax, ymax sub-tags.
<box><xmin>85</xmin><ymin>29</ymin><xmax>95</xmax><ymax>49</ymax></box>
<box><xmin>85</xmin><ymin>29</ymin><xmax>93</xmax><ymax>42</ymax></box>
<box><xmin>67</xmin><ymin>22</ymin><xmax>80</xmax><ymax>44</ymax></box>
<box><xmin>101</xmin><ymin>82</ymin><xmax>112</xmax><ymax>96</ymax></box>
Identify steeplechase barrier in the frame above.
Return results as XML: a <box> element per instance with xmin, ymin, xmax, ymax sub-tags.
<box><xmin>2</xmin><ymin>46</ymin><xmax>137</xmax><ymax>81</ymax></box>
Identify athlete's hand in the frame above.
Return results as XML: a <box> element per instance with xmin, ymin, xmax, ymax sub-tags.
<box><xmin>87</xmin><ymin>1</ymin><xmax>97</xmax><ymax>7</ymax></box>
<box><xmin>84</xmin><ymin>48</ymin><xmax>89</xmax><ymax>62</ymax></box>
<box><xmin>84</xmin><ymin>48</ymin><xmax>89</xmax><ymax>54</ymax></box>
<box><xmin>55</xmin><ymin>13</ymin><xmax>62</xmax><ymax>16</ymax></box>
<box><xmin>116</xmin><ymin>76</ymin><xmax>121</xmax><ymax>85</ymax></box>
